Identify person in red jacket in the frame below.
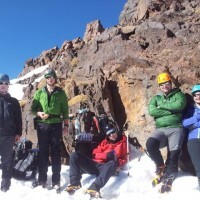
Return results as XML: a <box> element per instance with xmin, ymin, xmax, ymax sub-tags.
<box><xmin>66</xmin><ymin>124</ymin><xmax>127</xmax><ymax>198</ymax></box>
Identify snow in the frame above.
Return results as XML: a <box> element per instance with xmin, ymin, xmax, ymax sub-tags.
<box><xmin>0</xmin><ymin>146</ymin><xmax>199</xmax><ymax>199</ymax></box>
<box><xmin>2</xmin><ymin>66</ymin><xmax>199</xmax><ymax>199</ymax></box>
<box><xmin>9</xmin><ymin>64</ymin><xmax>49</xmax><ymax>100</ymax></box>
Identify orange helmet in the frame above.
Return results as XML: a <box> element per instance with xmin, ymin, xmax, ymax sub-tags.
<box><xmin>157</xmin><ymin>73</ymin><xmax>171</xmax><ymax>84</ymax></box>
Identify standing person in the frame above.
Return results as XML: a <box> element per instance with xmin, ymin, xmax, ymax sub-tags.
<box><xmin>146</xmin><ymin>72</ymin><xmax>186</xmax><ymax>193</ymax></box>
<box><xmin>0</xmin><ymin>74</ymin><xmax>22</xmax><ymax>192</ymax></box>
<box><xmin>66</xmin><ymin>124</ymin><xmax>127</xmax><ymax>198</ymax></box>
<box><xmin>182</xmin><ymin>84</ymin><xmax>200</xmax><ymax>191</ymax></box>
<box><xmin>31</xmin><ymin>68</ymin><xmax>68</xmax><ymax>190</ymax></box>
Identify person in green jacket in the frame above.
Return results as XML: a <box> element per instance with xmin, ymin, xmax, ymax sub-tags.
<box><xmin>146</xmin><ymin>72</ymin><xmax>186</xmax><ymax>193</ymax></box>
<box><xmin>31</xmin><ymin>68</ymin><xmax>68</xmax><ymax>191</ymax></box>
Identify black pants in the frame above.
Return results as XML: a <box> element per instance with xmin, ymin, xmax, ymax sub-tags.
<box><xmin>37</xmin><ymin>122</ymin><xmax>62</xmax><ymax>184</ymax></box>
<box><xmin>188</xmin><ymin>139</ymin><xmax>200</xmax><ymax>178</ymax></box>
<box><xmin>146</xmin><ymin>137</ymin><xmax>180</xmax><ymax>178</ymax></box>
<box><xmin>69</xmin><ymin>152</ymin><xmax>118</xmax><ymax>191</ymax></box>
<box><xmin>0</xmin><ymin>136</ymin><xmax>15</xmax><ymax>180</ymax></box>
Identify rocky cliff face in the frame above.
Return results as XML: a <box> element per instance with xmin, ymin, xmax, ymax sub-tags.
<box><xmin>19</xmin><ymin>0</ymin><xmax>200</xmax><ymax>149</ymax></box>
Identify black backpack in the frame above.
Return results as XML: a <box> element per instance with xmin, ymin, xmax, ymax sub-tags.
<box><xmin>13</xmin><ymin>139</ymin><xmax>39</xmax><ymax>180</ymax></box>
<box><xmin>74</xmin><ymin>109</ymin><xmax>104</xmax><ymax>158</ymax></box>
<box><xmin>75</xmin><ymin>108</ymin><xmax>96</xmax><ymax>134</ymax></box>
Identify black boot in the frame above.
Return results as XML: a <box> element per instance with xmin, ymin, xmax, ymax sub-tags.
<box><xmin>1</xmin><ymin>166</ymin><xmax>13</xmax><ymax>192</ymax></box>
<box><xmin>1</xmin><ymin>179</ymin><xmax>11</xmax><ymax>192</ymax></box>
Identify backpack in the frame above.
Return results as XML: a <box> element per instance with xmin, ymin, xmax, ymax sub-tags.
<box><xmin>74</xmin><ymin>109</ymin><xmax>104</xmax><ymax>158</ymax></box>
<box><xmin>75</xmin><ymin>108</ymin><xmax>96</xmax><ymax>134</ymax></box>
<box><xmin>13</xmin><ymin>139</ymin><xmax>39</xmax><ymax>180</ymax></box>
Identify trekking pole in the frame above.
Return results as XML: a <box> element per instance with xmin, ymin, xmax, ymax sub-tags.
<box><xmin>25</xmin><ymin>113</ymin><xmax>30</xmax><ymax>140</ymax></box>
<box><xmin>129</xmin><ymin>137</ymin><xmax>150</xmax><ymax>161</ymax></box>
<box><xmin>125</xmin><ymin>131</ymin><xmax>130</xmax><ymax>176</ymax></box>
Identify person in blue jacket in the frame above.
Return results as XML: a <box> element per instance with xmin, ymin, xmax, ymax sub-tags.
<box><xmin>182</xmin><ymin>84</ymin><xmax>200</xmax><ymax>191</ymax></box>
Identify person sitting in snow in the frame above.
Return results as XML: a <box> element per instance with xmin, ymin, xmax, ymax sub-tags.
<box><xmin>182</xmin><ymin>84</ymin><xmax>200</xmax><ymax>191</ymax></box>
<box><xmin>146</xmin><ymin>72</ymin><xmax>186</xmax><ymax>193</ymax></box>
<box><xmin>66</xmin><ymin>124</ymin><xmax>127</xmax><ymax>198</ymax></box>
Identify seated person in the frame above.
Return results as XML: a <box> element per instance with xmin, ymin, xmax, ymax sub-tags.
<box><xmin>66</xmin><ymin>124</ymin><xmax>127</xmax><ymax>198</ymax></box>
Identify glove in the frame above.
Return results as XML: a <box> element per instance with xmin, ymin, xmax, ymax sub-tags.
<box><xmin>106</xmin><ymin>150</ymin><xmax>116</xmax><ymax>161</ymax></box>
<box><xmin>76</xmin><ymin>133</ymin><xmax>93</xmax><ymax>142</ymax></box>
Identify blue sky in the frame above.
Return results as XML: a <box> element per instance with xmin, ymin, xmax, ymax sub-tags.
<box><xmin>0</xmin><ymin>0</ymin><xmax>126</xmax><ymax>79</ymax></box>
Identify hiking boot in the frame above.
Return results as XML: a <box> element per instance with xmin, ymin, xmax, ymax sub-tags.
<box><xmin>159</xmin><ymin>178</ymin><xmax>173</xmax><ymax>193</ymax></box>
<box><xmin>32</xmin><ymin>180</ymin><xmax>47</xmax><ymax>188</ymax></box>
<box><xmin>65</xmin><ymin>184</ymin><xmax>81</xmax><ymax>193</ymax></box>
<box><xmin>1</xmin><ymin>179</ymin><xmax>11</xmax><ymax>192</ymax></box>
<box><xmin>85</xmin><ymin>189</ymin><xmax>101</xmax><ymax>198</ymax></box>
<box><xmin>52</xmin><ymin>183</ymin><xmax>61</xmax><ymax>193</ymax></box>
<box><xmin>152</xmin><ymin>165</ymin><xmax>165</xmax><ymax>187</ymax></box>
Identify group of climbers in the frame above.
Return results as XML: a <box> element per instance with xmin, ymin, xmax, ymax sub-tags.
<box><xmin>1</xmin><ymin>68</ymin><xmax>200</xmax><ymax>198</ymax></box>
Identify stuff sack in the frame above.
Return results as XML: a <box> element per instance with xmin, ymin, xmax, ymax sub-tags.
<box><xmin>13</xmin><ymin>139</ymin><xmax>39</xmax><ymax>180</ymax></box>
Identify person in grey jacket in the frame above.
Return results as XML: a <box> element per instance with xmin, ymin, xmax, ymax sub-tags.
<box><xmin>0</xmin><ymin>74</ymin><xmax>22</xmax><ymax>192</ymax></box>
<box><xmin>182</xmin><ymin>84</ymin><xmax>200</xmax><ymax>191</ymax></box>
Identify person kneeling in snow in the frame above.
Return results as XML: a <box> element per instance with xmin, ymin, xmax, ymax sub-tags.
<box><xmin>66</xmin><ymin>124</ymin><xmax>127</xmax><ymax>198</ymax></box>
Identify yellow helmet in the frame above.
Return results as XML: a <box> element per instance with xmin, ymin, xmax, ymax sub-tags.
<box><xmin>157</xmin><ymin>73</ymin><xmax>171</xmax><ymax>84</ymax></box>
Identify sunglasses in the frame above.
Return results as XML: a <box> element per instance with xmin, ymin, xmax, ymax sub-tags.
<box><xmin>0</xmin><ymin>81</ymin><xmax>9</xmax><ymax>86</ymax></box>
<box><xmin>107</xmin><ymin>132</ymin><xmax>116</xmax><ymax>137</ymax></box>
<box><xmin>45</xmin><ymin>76</ymin><xmax>55</xmax><ymax>79</ymax></box>
<box><xmin>193</xmin><ymin>93</ymin><xmax>200</xmax><ymax>97</ymax></box>
<box><xmin>159</xmin><ymin>82</ymin><xmax>171</xmax><ymax>87</ymax></box>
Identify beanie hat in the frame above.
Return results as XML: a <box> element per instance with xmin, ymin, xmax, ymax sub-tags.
<box><xmin>0</xmin><ymin>74</ymin><xmax>10</xmax><ymax>84</ymax></box>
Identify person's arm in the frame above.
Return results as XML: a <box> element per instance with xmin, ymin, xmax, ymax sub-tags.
<box><xmin>159</xmin><ymin>92</ymin><xmax>187</xmax><ymax>112</ymax></box>
<box><xmin>183</xmin><ymin>110</ymin><xmax>200</xmax><ymax>129</ymax></box>
<box><xmin>61</xmin><ymin>91</ymin><xmax>69</xmax><ymax>135</ymax></box>
<box><xmin>13</xmin><ymin>98</ymin><xmax>22</xmax><ymax>137</ymax></box>
<box><xmin>148</xmin><ymin>96</ymin><xmax>172</xmax><ymax>118</ymax></box>
<box><xmin>92</xmin><ymin>140</ymin><xmax>108</xmax><ymax>161</ymax></box>
<box><xmin>31</xmin><ymin>90</ymin><xmax>42</xmax><ymax>115</ymax></box>
<box><xmin>113</xmin><ymin>136</ymin><xmax>128</xmax><ymax>166</ymax></box>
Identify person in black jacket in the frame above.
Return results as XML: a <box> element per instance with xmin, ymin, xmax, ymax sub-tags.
<box><xmin>0</xmin><ymin>74</ymin><xmax>22</xmax><ymax>192</ymax></box>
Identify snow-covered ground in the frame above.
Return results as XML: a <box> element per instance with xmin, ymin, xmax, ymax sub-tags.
<box><xmin>2</xmin><ymin>65</ymin><xmax>199</xmax><ymax>199</ymax></box>
<box><xmin>0</xmin><ymin>146</ymin><xmax>199</xmax><ymax>200</ymax></box>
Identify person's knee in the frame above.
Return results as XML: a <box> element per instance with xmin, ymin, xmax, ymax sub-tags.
<box><xmin>146</xmin><ymin>137</ymin><xmax>160</xmax><ymax>152</ymax></box>
<box><xmin>107</xmin><ymin>160</ymin><xmax>118</xmax><ymax>169</ymax></box>
<box><xmin>70</xmin><ymin>151</ymin><xmax>82</xmax><ymax>162</ymax></box>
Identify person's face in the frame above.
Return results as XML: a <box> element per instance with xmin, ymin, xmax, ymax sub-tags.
<box><xmin>108</xmin><ymin>131</ymin><xmax>118</xmax><ymax>141</ymax></box>
<box><xmin>0</xmin><ymin>81</ymin><xmax>9</xmax><ymax>94</ymax></box>
<box><xmin>159</xmin><ymin>81</ymin><xmax>172</xmax><ymax>95</ymax></box>
<box><xmin>45</xmin><ymin>76</ymin><xmax>56</xmax><ymax>86</ymax></box>
<box><xmin>193</xmin><ymin>92</ymin><xmax>200</xmax><ymax>105</ymax></box>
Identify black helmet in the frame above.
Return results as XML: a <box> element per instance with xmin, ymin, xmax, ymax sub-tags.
<box><xmin>104</xmin><ymin>124</ymin><xmax>116</xmax><ymax>136</ymax></box>
<box><xmin>44</xmin><ymin>68</ymin><xmax>57</xmax><ymax>80</ymax></box>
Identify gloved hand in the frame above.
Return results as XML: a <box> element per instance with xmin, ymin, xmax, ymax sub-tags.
<box><xmin>106</xmin><ymin>150</ymin><xmax>117</xmax><ymax>161</ymax></box>
<box><xmin>76</xmin><ymin>133</ymin><xmax>93</xmax><ymax>142</ymax></box>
